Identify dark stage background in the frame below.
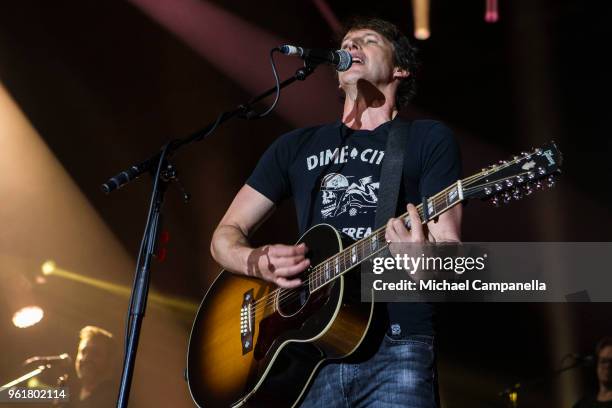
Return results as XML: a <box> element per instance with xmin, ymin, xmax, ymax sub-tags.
<box><xmin>0</xmin><ymin>1</ymin><xmax>610</xmax><ymax>407</ymax></box>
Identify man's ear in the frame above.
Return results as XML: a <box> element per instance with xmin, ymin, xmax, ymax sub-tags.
<box><xmin>393</xmin><ymin>68</ymin><xmax>410</xmax><ymax>80</ymax></box>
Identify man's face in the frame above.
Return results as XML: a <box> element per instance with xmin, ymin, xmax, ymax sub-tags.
<box><xmin>75</xmin><ymin>337</ymin><xmax>111</xmax><ymax>381</ymax></box>
<box><xmin>598</xmin><ymin>346</ymin><xmax>612</xmax><ymax>387</ymax></box>
<box><xmin>338</xmin><ymin>29</ymin><xmax>398</xmax><ymax>89</ymax></box>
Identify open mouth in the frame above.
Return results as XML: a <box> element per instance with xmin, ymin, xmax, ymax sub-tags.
<box><xmin>351</xmin><ymin>56</ymin><xmax>364</xmax><ymax>64</ymax></box>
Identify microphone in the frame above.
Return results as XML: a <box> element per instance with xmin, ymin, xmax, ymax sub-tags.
<box><xmin>279</xmin><ymin>45</ymin><xmax>352</xmax><ymax>72</ymax></box>
<box><xmin>563</xmin><ymin>353</ymin><xmax>595</xmax><ymax>366</ymax></box>
<box><xmin>568</xmin><ymin>353</ymin><xmax>595</xmax><ymax>366</ymax></box>
<box><xmin>23</xmin><ymin>353</ymin><xmax>72</xmax><ymax>366</ymax></box>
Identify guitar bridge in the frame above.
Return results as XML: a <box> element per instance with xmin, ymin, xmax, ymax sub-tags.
<box><xmin>240</xmin><ymin>289</ymin><xmax>255</xmax><ymax>354</ymax></box>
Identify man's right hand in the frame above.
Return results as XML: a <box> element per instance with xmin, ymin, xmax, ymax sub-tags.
<box><xmin>247</xmin><ymin>243</ymin><xmax>310</xmax><ymax>289</ymax></box>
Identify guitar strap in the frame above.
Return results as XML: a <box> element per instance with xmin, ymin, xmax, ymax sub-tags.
<box><xmin>374</xmin><ymin>118</ymin><xmax>412</xmax><ymax>229</ymax></box>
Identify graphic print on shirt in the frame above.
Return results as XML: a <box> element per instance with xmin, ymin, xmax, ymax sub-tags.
<box><xmin>320</xmin><ymin>173</ymin><xmax>379</xmax><ymax>219</ymax></box>
<box><xmin>304</xmin><ymin>143</ymin><xmax>386</xmax><ymax>240</ymax></box>
<box><xmin>306</xmin><ymin>146</ymin><xmax>385</xmax><ymax>170</ymax></box>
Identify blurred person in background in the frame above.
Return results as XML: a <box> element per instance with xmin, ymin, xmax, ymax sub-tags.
<box><xmin>574</xmin><ymin>337</ymin><xmax>612</xmax><ymax>408</ymax></box>
<box><xmin>58</xmin><ymin>325</ymin><xmax>119</xmax><ymax>408</ymax></box>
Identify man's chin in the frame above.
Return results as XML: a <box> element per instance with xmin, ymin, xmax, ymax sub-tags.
<box><xmin>339</xmin><ymin>74</ymin><xmax>363</xmax><ymax>88</ymax></box>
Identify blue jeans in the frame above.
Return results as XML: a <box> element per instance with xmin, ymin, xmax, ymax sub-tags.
<box><xmin>299</xmin><ymin>333</ymin><xmax>438</xmax><ymax>408</ymax></box>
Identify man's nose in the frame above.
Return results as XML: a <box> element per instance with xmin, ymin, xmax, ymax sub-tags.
<box><xmin>345</xmin><ymin>40</ymin><xmax>360</xmax><ymax>51</ymax></box>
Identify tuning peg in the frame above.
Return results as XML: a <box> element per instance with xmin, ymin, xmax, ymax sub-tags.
<box><xmin>535</xmin><ymin>180</ymin><xmax>543</xmax><ymax>189</ymax></box>
<box><xmin>498</xmin><ymin>160</ymin><xmax>508</xmax><ymax>165</ymax></box>
<box><xmin>491</xmin><ymin>195</ymin><xmax>500</xmax><ymax>207</ymax></box>
<box><xmin>527</xmin><ymin>171</ymin><xmax>535</xmax><ymax>180</ymax></box>
<box><xmin>512</xmin><ymin>187</ymin><xmax>523</xmax><ymax>200</ymax></box>
<box><xmin>505</xmin><ymin>179</ymin><xmax>513</xmax><ymax>187</ymax></box>
<box><xmin>484</xmin><ymin>187</ymin><xmax>493</xmax><ymax>195</ymax></box>
<box><xmin>546</xmin><ymin>175</ymin><xmax>556</xmax><ymax>188</ymax></box>
<box><xmin>494</xmin><ymin>183</ymin><xmax>503</xmax><ymax>191</ymax></box>
<box><xmin>521</xmin><ymin>151</ymin><xmax>529</xmax><ymax>157</ymax></box>
<box><xmin>516</xmin><ymin>175</ymin><xmax>525</xmax><ymax>183</ymax></box>
<box><xmin>502</xmin><ymin>192</ymin><xmax>512</xmax><ymax>204</ymax></box>
<box><xmin>523</xmin><ymin>184</ymin><xmax>533</xmax><ymax>195</ymax></box>
<box><xmin>537</xmin><ymin>166</ymin><xmax>546</xmax><ymax>175</ymax></box>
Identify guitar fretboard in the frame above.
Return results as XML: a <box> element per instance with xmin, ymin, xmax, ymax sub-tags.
<box><xmin>307</xmin><ymin>180</ymin><xmax>463</xmax><ymax>292</ymax></box>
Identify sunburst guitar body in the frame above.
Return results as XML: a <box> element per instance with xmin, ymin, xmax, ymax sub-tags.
<box><xmin>187</xmin><ymin>224</ymin><xmax>374</xmax><ymax>407</ymax></box>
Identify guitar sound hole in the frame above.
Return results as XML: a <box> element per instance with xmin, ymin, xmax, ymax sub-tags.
<box><xmin>276</xmin><ymin>285</ymin><xmax>311</xmax><ymax>317</ymax></box>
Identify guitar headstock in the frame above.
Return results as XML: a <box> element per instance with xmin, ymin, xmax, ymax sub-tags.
<box><xmin>462</xmin><ymin>142</ymin><xmax>562</xmax><ymax>206</ymax></box>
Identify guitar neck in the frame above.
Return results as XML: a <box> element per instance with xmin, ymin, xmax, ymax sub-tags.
<box><xmin>308</xmin><ymin>180</ymin><xmax>464</xmax><ymax>292</ymax></box>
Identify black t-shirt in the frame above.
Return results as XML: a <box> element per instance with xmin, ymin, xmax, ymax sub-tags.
<box><xmin>247</xmin><ymin>118</ymin><xmax>462</xmax><ymax>335</ymax></box>
<box><xmin>573</xmin><ymin>396</ymin><xmax>612</xmax><ymax>408</ymax></box>
<box><xmin>61</xmin><ymin>379</ymin><xmax>117</xmax><ymax>408</ymax></box>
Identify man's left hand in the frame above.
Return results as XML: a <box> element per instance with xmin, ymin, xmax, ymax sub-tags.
<box><xmin>384</xmin><ymin>203</ymin><xmax>426</xmax><ymax>243</ymax></box>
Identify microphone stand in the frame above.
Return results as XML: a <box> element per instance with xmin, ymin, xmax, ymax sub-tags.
<box><xmin>1</xmin><ymin>366</ymin><xmax>49</xmax><ymax>392</ymax></box>
<box><xmin>107</xmin><ymin>61</ymin><xmax>321</xmax><ymax>408</ymax></box>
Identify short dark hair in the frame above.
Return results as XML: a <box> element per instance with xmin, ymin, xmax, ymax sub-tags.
<box><xmin>79</xmin><ymin>325</ymin><xmax>118</xmax><ymax>357</ymax></box>
<box><xmin>596</xmin><ymin>337</ymin><xmax>612</xmax><ymax>357</ymax></box>
<box><xmin>338</xmin><ymin>17</ymin><xmax>418</xmax><ymax>108</ymax></box>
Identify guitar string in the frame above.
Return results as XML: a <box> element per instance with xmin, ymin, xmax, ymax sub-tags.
<box><xmin>250</xmin><ymin>150</ymin><xmax>547</xmax><ymax>314</ymax></box>
<box><xmin>462</xmin><ymin>171</ymin><xmax>540</xmax><ymax>195</ymax></box>
<box><xmin>250</xmin><ymin>163</ymin><xmax>502</xmax><ymax>312</ymax></box>
<box><xmin>250</xmin><ymin>182</ymin><xmax>466</xmax><ymax>315</ymax></box>
<box><xmin>308</xmin><ymin>163</ymin><xmax>550</xmax><ymax>299</ymax></box>
<box><xmin>250</xmin><ymin>233</ymin><xmax>391</xmax><ymax>317</ymax></box>
<box><xmin>250</xmin><ymin>187</ymin><xmax>452</xmax><ymax>313</ymax></box>
<box><xmin>250</xmin><ymin>163</ymin><xmax>539</xmax><ymax>315</ymax></box>
<box><xmin>298</xmin><ymin>156</ymin><xmax>547</xmax><ymax>298</ymax></box>
<box><xmin>251</xmin><ymin>168</ymin><xmax>539</xmax><ymax>316</ymax></box>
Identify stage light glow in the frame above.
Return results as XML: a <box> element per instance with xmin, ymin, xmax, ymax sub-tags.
<box><xmin>0</xmin><ymin>81</ymin><xmax>190</xmax><ymax>407</ymax></box>
<box><xmin>42</xmin><ymin>262</ymin><xmax>198</xmax><ymax>313</ymax></box>
<box><xmin>412</xmin><ymin>0</ymin><xmax>431</xmax><ymax>40</ymax></box>
<box><xmin>41</xmin><ymin>260</ymin><xmax>56</xmax><ymax>275</ymax></box>
<box><xmin>12</xmin><ymin>306</ymin><xmax>44</xmax><ymax>328</ymax></box>
<box><xmin>27</xmin><ymin>378</ymin><xmax>40</xmax><ymax>388</ymax></box>
<box><xmin>312</xmin><ymin>0</ymin><xmax>341</xmax><ymax>34</ymax></box>
<box><xmin>414</xmin><ymin>28</ymin><xmax>431</xmax><ymax>40</ymax></box>
<box><xmin>485</xmin><ymin>0</ymin><xmax>499</xmax><ymax>23</ymax></box>
<box><xmin>509</xmin><ymin>391</ymin><xmax>517</xmax><ymax>404</ymax></box>
<box><xmin>128</xmin><ymin>0</ymin><xmax>339</xmax><ymax>126</ymax></box>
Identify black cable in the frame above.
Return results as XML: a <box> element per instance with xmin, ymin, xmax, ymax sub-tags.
<box><xmin>247</xmin><ymin>48</ymin><xmax>282</xmax><ymax>119</ymax></box>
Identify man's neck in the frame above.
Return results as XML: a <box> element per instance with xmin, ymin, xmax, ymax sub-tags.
<box><xmin>341</xmin><ymin>83</ymin><xmax>398</xmax><ymax>130</ymax></box>
<box><xmin>598</xmin><ymin>384</ymin><xmax>612</xmax><ymax>402</ymax></box>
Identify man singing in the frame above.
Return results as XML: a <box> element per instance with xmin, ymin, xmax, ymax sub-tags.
<box><xmin>211</xmin><ymin>17</ymin><xmax>461</xmax><ymax>407</ymax></box>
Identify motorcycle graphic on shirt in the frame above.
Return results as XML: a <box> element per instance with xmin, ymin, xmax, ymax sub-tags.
<box><xmin>320</xmin><ymin>173</ymin><xmax>379</xmax><ymax>219</ymax></box>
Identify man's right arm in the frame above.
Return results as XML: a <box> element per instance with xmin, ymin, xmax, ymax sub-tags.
<box><xmin>210</xmin><ymin>184</ymin><xmax>309</xmax><ymax>289</ymax></box>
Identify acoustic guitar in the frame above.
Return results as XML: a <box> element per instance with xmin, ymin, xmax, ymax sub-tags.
<box><xmin>187</xmin><ymin>143</ymin><xmax>562</xmax><ymax>407</ymax></box>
